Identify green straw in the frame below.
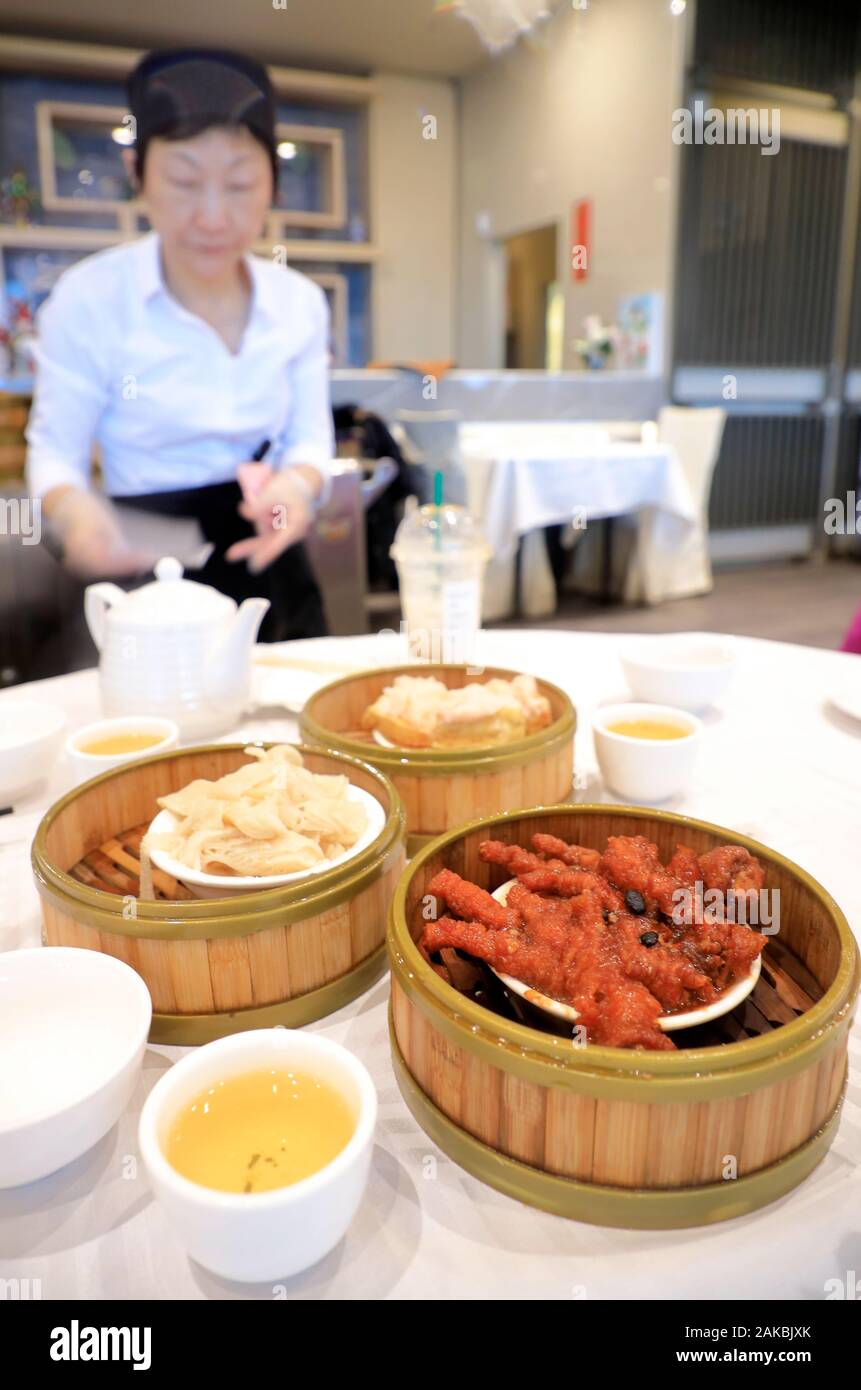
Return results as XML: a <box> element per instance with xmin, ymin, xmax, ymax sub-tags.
<box><xmin>433</xmin><ymin>469</ymin><xmax>443</xmax><ymax>551</ymax></box>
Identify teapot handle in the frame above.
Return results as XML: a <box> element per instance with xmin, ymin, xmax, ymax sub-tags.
<box><xmin>84</xmin><ymin>582</ymin><xmax>127</xmax><ymax>652</ymax></box>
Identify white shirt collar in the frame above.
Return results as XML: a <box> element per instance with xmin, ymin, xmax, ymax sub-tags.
<box><xmin>133</xmin><ymin>231</ymin><xmax>278</xmax><ymax>325</ymax></box>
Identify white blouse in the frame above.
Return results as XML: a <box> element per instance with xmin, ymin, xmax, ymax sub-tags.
<box><xmin>25</xmin><ymin>232</ymin><xmax>335</xmax><ymax>500</ymax></box>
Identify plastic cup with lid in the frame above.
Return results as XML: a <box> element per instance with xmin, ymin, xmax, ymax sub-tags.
<box><xmin>389</xmin><ymin>501</ymin><xmax>491</xmax><ymax>666</ymax></box>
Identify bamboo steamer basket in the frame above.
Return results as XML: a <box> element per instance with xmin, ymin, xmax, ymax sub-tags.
<box><xmin>299</xmin><ymin>664</ymin><xmax>576</xmax><ymax>856</ymax></box>
<box><xmin>32</xmin><ymin>744</ymin><xmax>405</xmax><ymax>1045</ymax></box>
<box><xmin>388</xmin><ymin>804</ymin><xmax>859</xmax><ymax>1229</ymax></box>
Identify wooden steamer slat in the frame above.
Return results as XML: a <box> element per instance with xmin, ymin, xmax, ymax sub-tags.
<box><xmin>71</xmin><ymin>822</ymin><xmax>195</xmax><ymax>900</ymax></box>
<box><xmin>387</xmin><ymin>805</ymin><xmax>859</xmax><ymax>1228</ymax></box>
<box><xmin>32</xmin><ymin>743</ymin><xmax>405</xmax><ymax>1042</ymax></box>
<box><xmin>246</xmin><ymin>925</ymin><xmax>292</xmax><ymax>1005</ymax></box>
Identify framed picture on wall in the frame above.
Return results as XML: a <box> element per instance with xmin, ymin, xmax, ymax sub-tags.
<box><xmin>35</xmin><ymin>101</ymin><xmax>140</xmax><ymax>227</ymax></box>
<box><xmin>267</xmin><ymin>123</ymin><xmax>347</xmax><ymax>232</ymax></box>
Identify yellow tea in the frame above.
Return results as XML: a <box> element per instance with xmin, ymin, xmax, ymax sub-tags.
<box><xmin>165</xmin><ymin>1068</ymin><xmax>354</xmax><ymax>1194</ymax></box>
<box><xmin>606</xmin><ymin>720</ymin><xmax>689</xmax><ymax>740</ymax></box>
<box><xmin>79</xmin><ymin>732</ymin><xmax>164</xmax><ymax>756</ymax></box>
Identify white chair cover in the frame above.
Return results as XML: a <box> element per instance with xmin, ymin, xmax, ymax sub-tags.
<box><xmin>624</xmin><ymin>407</ymin><xmax>726</xmax><ymax>603</ymax></box>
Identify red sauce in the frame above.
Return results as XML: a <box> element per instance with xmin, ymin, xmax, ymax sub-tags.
<box><xmin>421</xmin><ymin>832</ymin><xmax>766</xmax><ymax>1051</ymax></box>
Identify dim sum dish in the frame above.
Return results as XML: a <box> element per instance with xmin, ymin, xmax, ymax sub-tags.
<box><xmin>144</xmin><ymin>744</ymin><xmax>383</xmax><ymax>896</ymax></box>
<box><xmin>361</xmin><ymin>672</ymin><xmax>553</xmax><ymax>749</ymax></box>
<box><xmin>421</xmin><ymin>833</ymin><xmax>766</xmax><ymax>1049</ymax></box>
<box><xmin>32</xmin><ymin>743</ymin><xmax>405</xmax><ymax>1043</ymax></box>
<box><xmin>299</xmin><ymin>664</ymin><xmax>575</xmax><ymax>854</ymax></box>
<box><xmin>388</xmin><ymin>803</ymin><xmax>859</xmax><ymax>1228</ymax></box>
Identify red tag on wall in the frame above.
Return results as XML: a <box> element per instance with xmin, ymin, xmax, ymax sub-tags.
<box><xmin>571</xmin><ymin>198</ymin><xmax>591</xmax><ymax>282</ymax></box>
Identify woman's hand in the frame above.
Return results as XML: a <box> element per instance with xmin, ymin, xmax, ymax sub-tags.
<box><xmin>45</xmin><ymin>487</ymin><xmax>156</xmax><ymax>580</ymax></box>
<box><xmin>226</xmin><ymin>465</ymin><xmax>322</xmax><ymax>573</ymax></box>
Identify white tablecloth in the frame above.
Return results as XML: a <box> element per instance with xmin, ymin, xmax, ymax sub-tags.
<box><xmin>458</xmin><ymin>424</ymin><xmax>698</xmax><ymax>615</ymax></box>
<box><xmin>1</xmin><ymin>629</ymin><xmax>860</xmax><ymax>1301</ymax></box>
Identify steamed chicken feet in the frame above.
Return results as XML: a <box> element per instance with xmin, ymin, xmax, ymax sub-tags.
<box><xmin>600</xmin><ymin>835</ymin><xmax>693</xmax><ymax>917</ymax></box>
<box><xmin>530</xmin><ymin>833</ymin><xmax>602</xmax><ymax>872</ymax></box>
<box><xmin>425</xmin><ymin>867</ymin><xmax>518</xmax><ymax>932</ymax></box>
<box><xmin>698</xmin><ymin>845</ymin><xmax>765</xmax><ymax>898</ymax></box>
<box><xmin>421</xmin><ymin>832</ymin><xmax>768</xmax><ymax>1051</ymax></box>
<box><xmin>479</xmin><ymin>837</ymin><xmax>623</xmax><ymax>911</ymax></box>
<box><xmin>423</xmin><ymin>914</ymin><xmax>573</xmax><ymax>1001</ymax></box>
<box><xmin>424</xmin><ymin>884</ymin><xmax>677</xmax><ymax>1050</ymax></box>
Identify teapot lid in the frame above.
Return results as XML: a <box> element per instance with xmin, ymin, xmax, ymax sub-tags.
<box><xmin>119</xmin><ymin>557</ymin><xmax>235</xmax><ymax>625</ymax></box>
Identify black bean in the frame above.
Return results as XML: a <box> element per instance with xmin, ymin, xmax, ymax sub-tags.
<box><xmin>625</xmin><ymin>889</ymin><xmax>647</xmax><ymax>914</ymax></box>
<box><xmin>640</xmin><ymin>930</ymin><xmax>659</xmax><ymax>947</ymax></box>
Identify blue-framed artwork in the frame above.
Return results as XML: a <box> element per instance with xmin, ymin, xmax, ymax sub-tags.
<box><xmin>274</xmin><ymin>99</ymin><xmax>368</xmax><ymax>242</ymax></box>
<box><xmin>0</xmin><ymin>74</ymin><xmax>127</xmax><ymax>229</ymax></box>
<box><xmin>0</xmin><ymin>71</ymin><xmax>372</xmax><ymax>364</ymax></box>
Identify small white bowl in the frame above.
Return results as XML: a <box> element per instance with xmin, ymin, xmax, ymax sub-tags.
<box><xmin>138</xmin><ymin>1029</ymin><xmax>377</xmax><ymax>1283</ymax></box>
<box><xmin>620</xmin><ymin>635</ymin><xmax>735</xmax><ymax>712</ymax></box>
<box><xmin>592</xmin><ymin>702</ymin><xmax>702</xmax><ymax>803</ymax></box>
<box><xmin>146</xmin><ymin>784</ymin><xmax>386</xmax><ymax>898</ymax></box>
<box><xmin>0</xmin><ymin>701</ymin><xmax>66</xmax><ymax>804</ymax></box>
<box><xmin>490</xmin><ymin>879</ymin><xmax>760</xmax><ymax>1032</ymax></box>
<box><xmin>0</xmin><ymin>947</ymin><xmax>152</xmax><ymax>1188</ymax></box>
<box><xmin>66</xmin><ymin>716</ymin><xmax>179</xmax><ymax>786</ymax></box>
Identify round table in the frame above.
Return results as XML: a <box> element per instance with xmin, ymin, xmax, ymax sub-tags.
<box><xmin>1</xmin><ymin>628</ymin><xmax>859</xmax><ymax>1300</ymax></box>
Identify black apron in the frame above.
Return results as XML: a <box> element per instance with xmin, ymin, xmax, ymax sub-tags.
<box><xmin>118</xmin><ymin>480</ymin><xmax>327</xmax><ymax>642</ymax></box>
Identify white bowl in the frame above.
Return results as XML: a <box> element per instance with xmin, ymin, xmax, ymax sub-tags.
<box><xmin>0</xmin><ymin>947</ymin><xmax>152</xmax><ymax>1188</ymax></box>
<box><xmin>66</xmin><ymin>716</ymin><xmax>179</xmax><ymax>786</ymax></box>
<box><xmin>620</xmin><ymin>635</ymin><xmax>735</xmax><ymax>712</ymax></box>
<box><xmin>147</xmin><ymin>783</ymin><xmax>383</xmax><ymax>900</ymax></box>
<box><xmin>0</xmin><ymin>701</ymin><xmax>66</xmax><ymax>804</ymax></box>
<box><xmin>490</xmin><ymin>879</ymin><xmax>760</xmax><ymax>1031</ymax></box>
<box><xmin>146</xmin><ymin>784</ymin><xmax>386</xmax><ymax>898</ymax></box>
<box><xmin>592</xmin><ymin>702</ymin><xmax>703</xmax><ymax>803</ymax></box>
<box><xmin>138</xmin><ymin>1029</ymin><xmax>377</xmax><ymax>1283</ymax></box>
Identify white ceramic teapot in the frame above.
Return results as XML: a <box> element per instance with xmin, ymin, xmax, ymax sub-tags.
<box><xmin>84</xmin><ymin>557</ymin><xmax>270</xmax><ymax>739</ymax></box>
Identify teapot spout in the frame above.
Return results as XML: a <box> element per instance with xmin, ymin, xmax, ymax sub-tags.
<box><xmin>204</xmin><ymin>597</ymin><xmax>270</xmax><ymax>704</ymax></box>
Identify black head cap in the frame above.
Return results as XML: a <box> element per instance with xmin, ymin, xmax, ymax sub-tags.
<box><xmin>127</xmin><ymin>47</ymin><xmax>277</xmax><ymax>184</ymax></box>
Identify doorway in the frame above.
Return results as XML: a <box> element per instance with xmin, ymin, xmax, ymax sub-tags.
<box><xmin>503</xmin><ymin>223</ymin><xmax>560</xmax><ymax>369</ymax></box>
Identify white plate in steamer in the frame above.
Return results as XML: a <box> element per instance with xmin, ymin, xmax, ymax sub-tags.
<box><xmin>146</xmin><ymin>784</ymin><xmax>385</xmax><ymax>898</ymax></box>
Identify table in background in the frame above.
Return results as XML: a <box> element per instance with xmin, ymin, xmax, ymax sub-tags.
<box><xmin>456</xmin><ymin>424</ymin><xmax>696</xmax><ymax>619</ymax></box>
<box><xmin>1</xmin><ymin>628</ymin><xmax>860</xmax><ymax>1300</ymax></box>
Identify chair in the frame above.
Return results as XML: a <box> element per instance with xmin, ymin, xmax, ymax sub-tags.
<box><xmin>304</xmin><ymin>462</ymin><xmax>368</xmax><ymax>636</ymax></box>
<box><xmin>624</xmin><ymin>406</ymin><xmax>726</xmax><ymax>603</ymax></box>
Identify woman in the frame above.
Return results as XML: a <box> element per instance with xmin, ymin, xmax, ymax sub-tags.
<box><xmin>26</xmin><ymin>47</ymin><xmax>333</xmax><ymax>640</ymax></box>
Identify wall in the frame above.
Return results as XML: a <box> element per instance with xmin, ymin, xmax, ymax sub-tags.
<box><xmin>369</xmin><ymin>72</ymin><xmax>457</xmax><ymax>363</ymax></box>
<box><xmin>457</xmin><ymin>0</ymin><xmax>686</xmax><ymax>370</ymax></box>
